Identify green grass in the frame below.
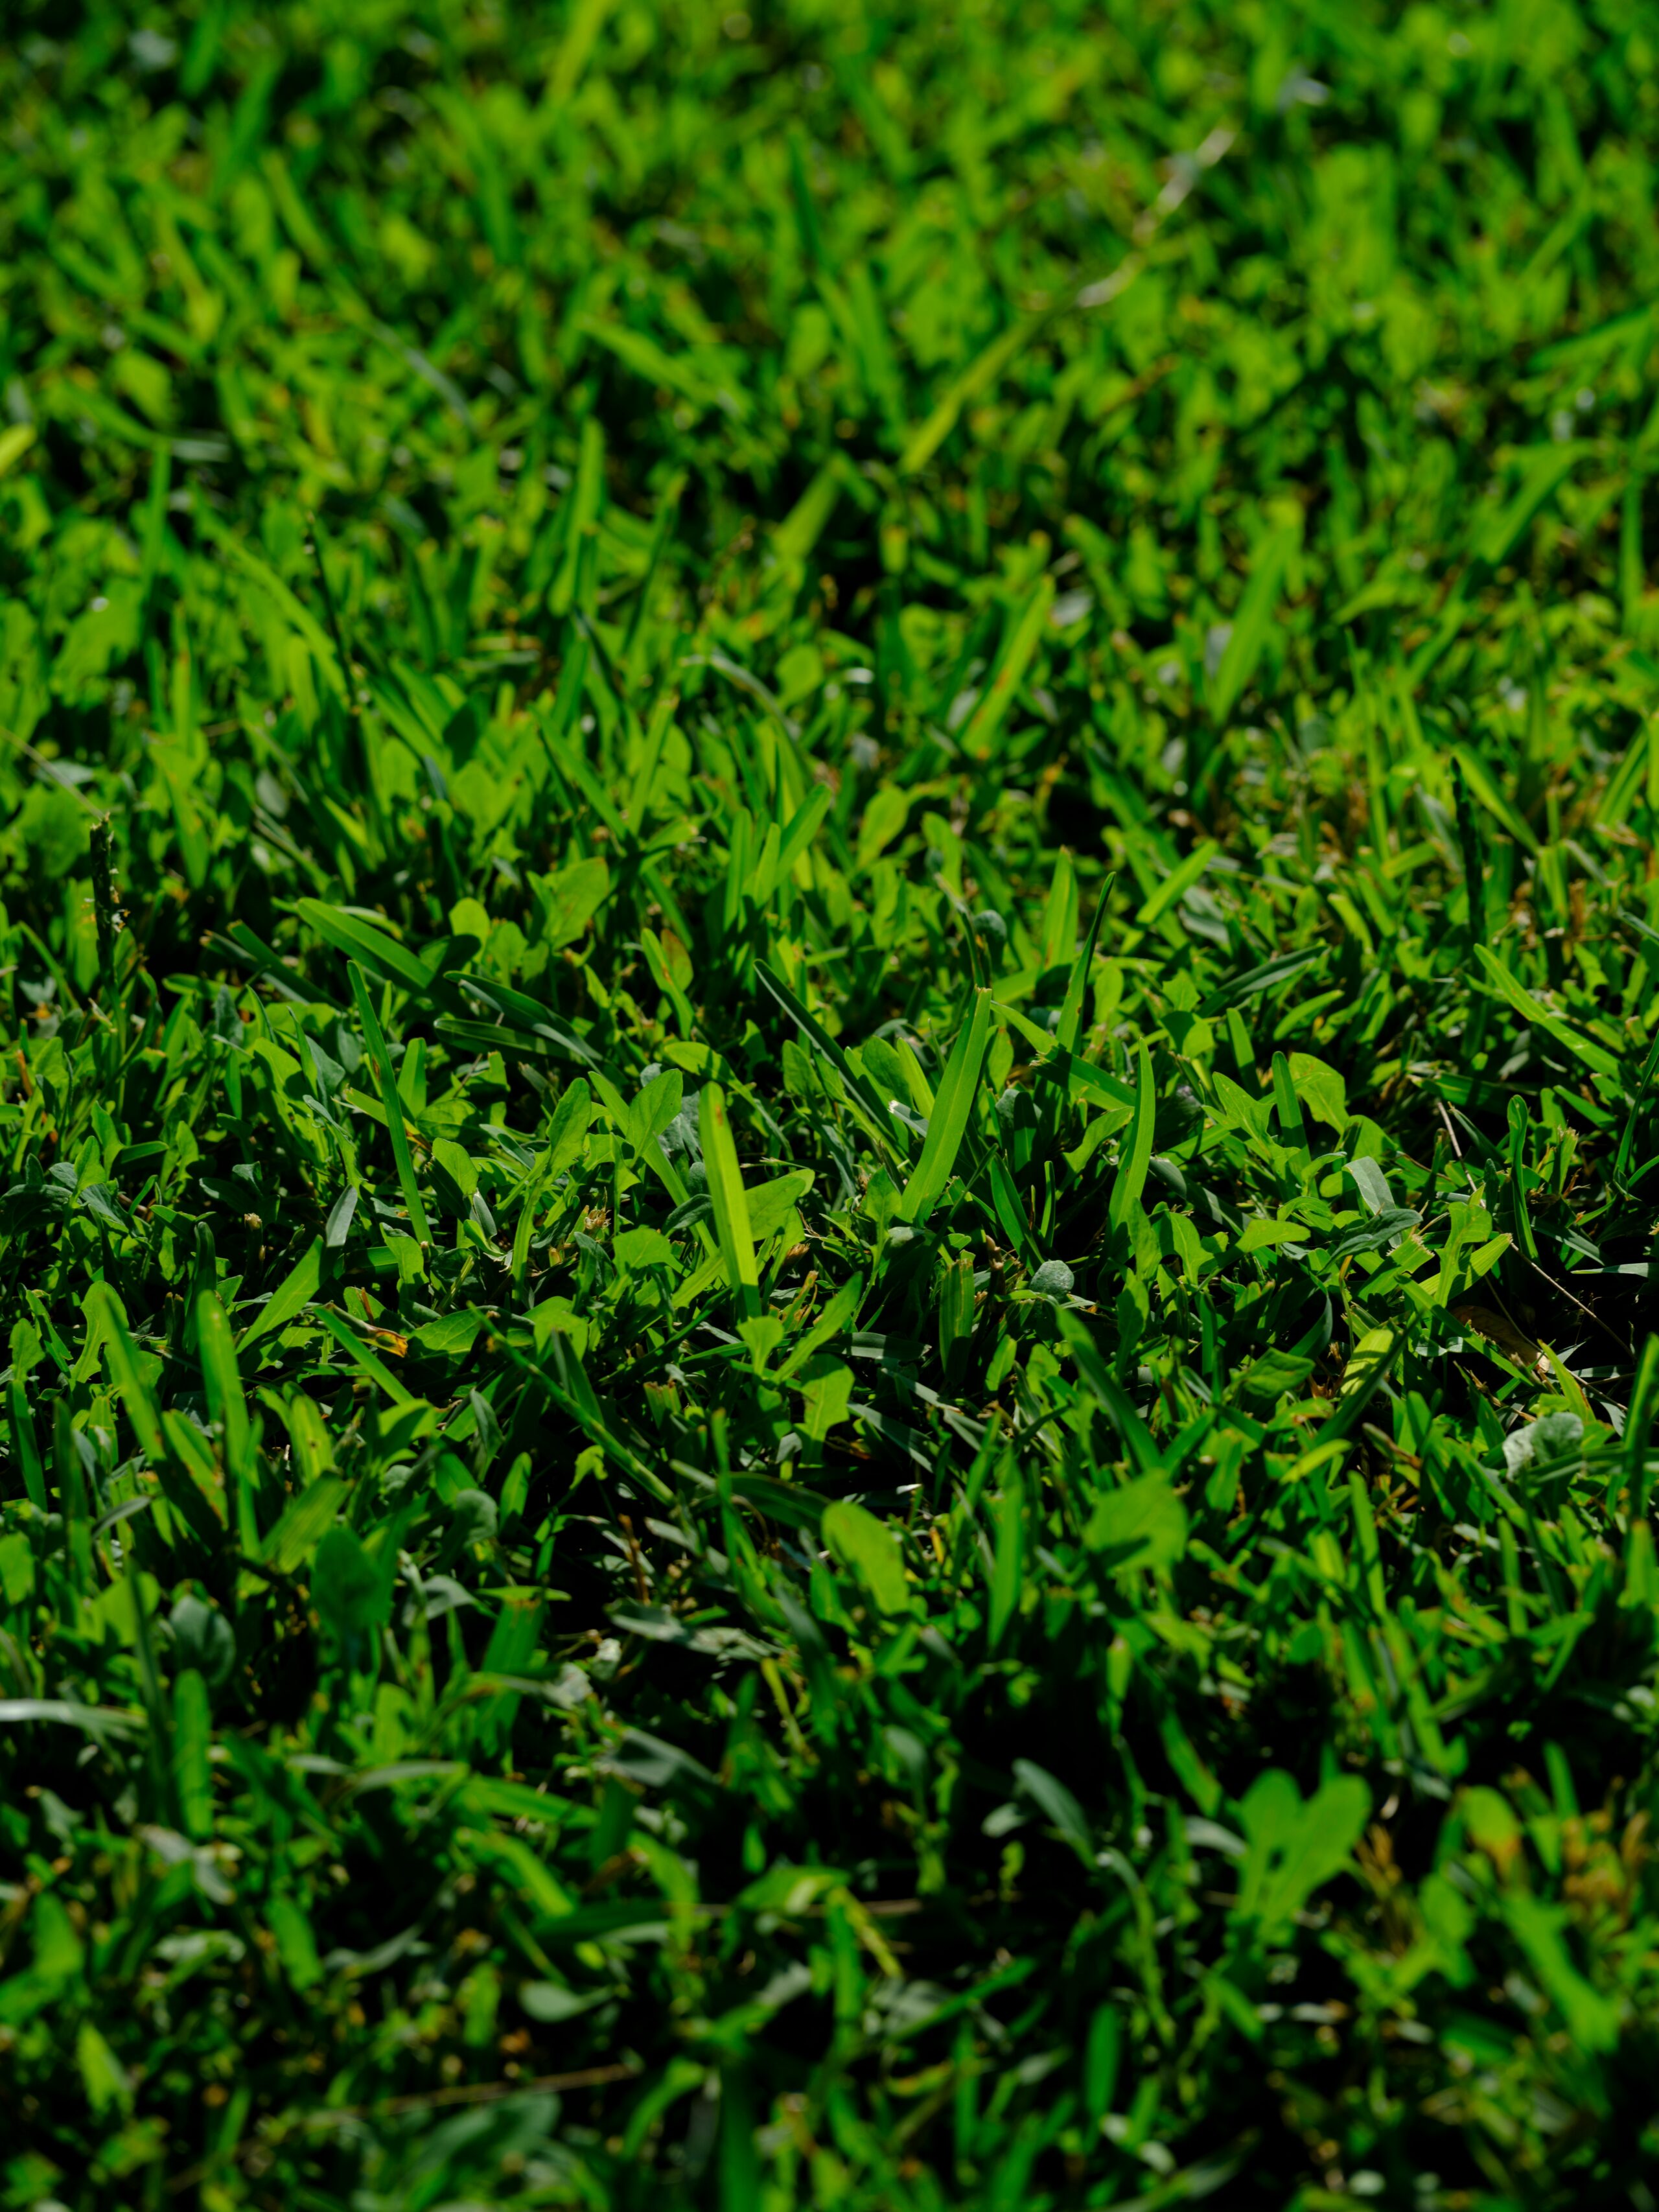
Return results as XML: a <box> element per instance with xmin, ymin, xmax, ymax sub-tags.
<box><xmin>5</xmin><ymin>1</ymin><xmax>1659</xmax><ymax>2204</ymax></box>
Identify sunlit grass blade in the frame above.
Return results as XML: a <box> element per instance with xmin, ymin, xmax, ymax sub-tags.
<box><xmin>1107</xmin><ymin>1044</ymin><xmax>1155</xmax><ymax>1247</ymax></box>
<box><xmin>699</xmin><ymin>1081</ymin><xmax>760</xmax><ymax>1320</ymax></box>
<box><xmin>1056</xmin><ymin>872</ymin><xmax>1113</xmax><ymax>1056</ymax></box>
<box><xmin>898</xmin><ymin>988</ymin><xmax>992</xmax><ymax>1226</ymax></box>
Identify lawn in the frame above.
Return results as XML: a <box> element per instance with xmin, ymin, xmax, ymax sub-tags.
<box><xmin>3</xmin><ymin>2</ymin><xmax>1659</xmax><ymax>2206</ymax></box>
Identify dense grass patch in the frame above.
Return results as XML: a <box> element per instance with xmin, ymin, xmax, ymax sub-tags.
<box><xmin>6</xmin><ymin>2</ymin><xmax>1659</xmax><ymax>2204</ymax></box>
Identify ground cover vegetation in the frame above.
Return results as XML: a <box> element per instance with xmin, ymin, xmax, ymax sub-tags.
<box><xmin>5</xmin><ymin>0</ymin><xmax>1659</xmax><ymax>2204</ymax></box>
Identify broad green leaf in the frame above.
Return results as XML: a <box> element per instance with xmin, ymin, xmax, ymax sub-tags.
<box><xmin>1236</xmin><ymin>1770</ymin><xmax>1370</xmax><ymax>1940</ymax></box>
<box><xmin>259</xmin><ymin>1476</ymin><xmax>349</xmax><ymax>1577</ymax></box>
<box><xmin>413</xmin><ymin>1310</ymin><xmax>484</xmax><ymax>1356</ymax></box>
<box><xmin>1340</xmin><ymin>1327</ymin><xmax>1399</xmax><ymax>1403</ymax></box>
<box><xmin>430</xmin><ymin>1138</ymin><xmax>478</xmax><ymax>1209</ymax></box>
<box><xmin>822</xmin><ymin>1498</ymin><xmax>909</xmax><ymax>1615</ymax></box>
<box><xmin>1472</xmin><ymin>441</ymin><xmax>1591</xmax><ymax>568</ymax></box>
<box><xmin>540</xmin><ymin>856</ymin><xmax>612</xmax><ymax>947</ymax></box>
<box><xmin>855</xmin><ymin>785</ymin><xmax>909</xmax><ymax>870</ymax></box>
<box><xmin>546</xmin><ymin>1077</ymin><xmax>595</xmax><ymax>1177</ymax></box>
<box><xmin>1012</xmin><ymin>1758</ymin><xmax>1092</xmax><ymax>1861</ymax></box>
<box><xmin>624</xmin><ymin>1068</ymin><xmax>683</xmax><ymax>1154</ymax></box>
<box><xmin>797</xmin><ymin>1355</ymin><xmax>853</xmax><ymax>1440</ymax></box>
<box><xmin>238</xmin><ymin>1237</ymin><xmax>323</xmax><ymax>1353</ymax></box>
<box><xmin>1286</xmin><ymin>1053</ymin><xmax>1349</xmax><ymax>1130</ymax></box>
<box><xmin>1083</xmin><ymin>1471</ymin><xmax>1187</xmax><ymax>1572</ymax></box>
<box><xmin>747</xmin><ymin>1169</ymin><xmax>814</xmax><ymax>1246</ymax></box>
<box><xmin>0</xmin><ymin>1533</ymin><xmax>34</xmax><ymax>1609</ymax></box>
<box><xmin>1502</xmin><ymin>1896</ymin><xmax>1621</xmax><ymax>2052</ymax></box>
<box><xmin>615</xmin><ymin>1225</ymin><xmax>675</xmax><ymax>1270</ymax></box>
<box><xmin>268</xmin><ymin>1896</ymin><xmax>323</xmax><ymax>1991</ymax></box>
<box><xmin>1236</xmin><ymin>1350</ymin><xmax>1316</xmax><ymax>1403</ymax></box>
<box><xmin>76</xmin><ymin>2021</ymin><xmax>132</xmax><ymax>2119</ymax></box>
<box><xmin>311</xmin><ymin>1525</ymin><xmax>391</xmax><ymax>1640</ymax></box>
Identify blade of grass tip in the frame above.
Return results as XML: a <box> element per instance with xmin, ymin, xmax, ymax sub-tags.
<box><xmin>1056</xmin><ymin>874</ymin><xmax>1114</xmax><ymax>1056</ymax></box>
<box><xmin>1058</xmin><ymin>1309</ymin><xmax>1158</xmax><ymax>1476</ymax></box>
<box><xmin>588</xmin><ymin>1067</ymin><xmax>719</xmax><ymax>1260</ymax></box>
<box><xmin>1208</xmin><ymin>524</ymin><xmax>1295</xmax><ymax>728</ymax></box>
<box><xmin>1507</xmin><ymin>1097</ymin><xmax>1540</xmax><ymax>1259</ymax></box>
<box><xmin>958</xmin><ymin>577</ymin><xmax>1056</xmax><ymax>763</ymax></box>
<box><xmin>305</xmin><ymin>511</ymin><xmax>358</xmax><ymax>720</ymax></box>
<box><xmin>546</xmin><ymin>631</ymin><xmax>590</xmax><ymax>747</ymax></box>
<box><xmin>237</xmin><ymin>1236</ymin><xmax>323</xmax><ymax>1355</ymax></box>
<box><xmin>91</xmin><ymin>1285</ymin><xmax>163</xmax><ymax>1465</ymax></box>
<box><xmin>699</xmin><ymin>1082</ymin><xmax>760</xmax><ymax>1323</ymax></box>
<box><xmin>1450</xmin><ymin>758</ymin><xmax>1486</xmax><ymax>935</ymax></box>
<box><xmin>754</xmin><ymin>960</ymin><xmax>909</xmax><ymax>1167</ymax></box>
<box><xmin>313</xmin><ymin>1307</ymin><xmax>415</xmax><ymax>1410</ymax></box>
<box><xmin>899</xmin><ymin>987</ymin><xmax>993</xmax><ymax>1226</ymax></box>
<box><xmin>625</xmin><ymin>682</ymin><xmax>680</xmax><ymax>824</ymax></box>
<box><xmin>89</xmin><ymin>818</ymin><xmax>121</xmax><ymax>998</ymax></box>
<box><xmin>1452</xmin><ymin>742</ymin><xmax>1540</xmax><ymax>857</ymax></box>
<box><xmin>198</xmin><ymin>1292</ymin><xmax>259</xmax><ymax>1556</ymax></box>
<box><xmin>1137</xmin><ymin>839</ymin><xmax>1218</xmax><ymax>932</ymax></box>
<box><xmin>1108</xmin><ymin>1044</ymin><xmax>1155</xmax><ymax>1247</ymax></box>
<box><xmin>1041</xmin><ymin>848</ymin><xmax>1079</xmax><ymax>973</ymax></box>
<box><xmin>776</xmin><ymin>1271</ymin><xmax>866</xmax><ymax>1379</ymax></box>
<box><xmin>511</xmin><ymin>1164</ymin><xmax>547</xmax><ymax>1287</ymax></box>
<box><xmin>1271</xmin><ymin>1051</ymin><xmax>1308</xmax><ymax>1153</ymax></box>
<box><xmin>349</xmin><ymin>960</ymin><xmax>431</xmax><ymax>1251</ymax></box>
<box><xmin>988</xmin><ymin>1153</ymin><xmax>1039</xmax><ymax>1268</ymax></box>
<box><xmin>773</xmin><ymin>784</ymin><xmax>832</xmax><ymax>887</ymax></box>
<box><xmin>899</xmin><ymin>312</ymin><xmax>1047</xmax><ymax>477</ymax></box>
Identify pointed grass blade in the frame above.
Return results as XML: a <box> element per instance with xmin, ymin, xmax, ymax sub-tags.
<box><xmin>349</xmin><ymin>960</ymin><xmax>432</xmax><ymax>1248</ymax></box>
<box><xmin>1108</xmin><ymin>1044</ymin><xmax>1156</xmax><ymax>1244</ymax></box>
<box><xmin>1057</xmin><ymin>872</ymin><xmax>1113</xmax><ymax>1055</ymax></box>
<box><xmin>699</xmin><ymin>1083</ymin><xmax>760</xmax><ymax>1320</ymax></box>
<box><xmin>898</xmin><ymin>988</ymin><xmax>992</xmax><ymax>1226</ymax></box>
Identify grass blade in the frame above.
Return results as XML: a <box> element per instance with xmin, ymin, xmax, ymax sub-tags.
<box><xmin>1108</xmin><ymin>1045</ymin><xmax>1156</xmax><ymax>1246</ymax></box>
<box><xmin>349</xmin><ymin>960</ymin><xmax>432</xmax><ymax>1248</ymax></box>
<box><xmin>699</xmin><ymin>1082</ymin><xmax>760</xmax><ymax>1320</ymax></box>
<box><xmin>898</xmin><ymin>988</ymin><xmax>993</xmax><ymax>1226</ymax></box>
